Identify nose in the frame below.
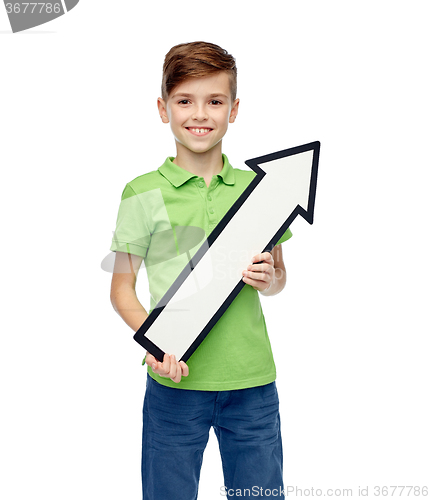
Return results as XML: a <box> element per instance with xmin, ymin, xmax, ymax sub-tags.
<box><xmin>192</xmin><ymin>105</ymin><xmax>208</xmax><ymax>121</ymax></box>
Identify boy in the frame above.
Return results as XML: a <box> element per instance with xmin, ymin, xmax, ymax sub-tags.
<box><xmin>110</xmin><ymin>41</ymin><xmax>292</xmax><ymax>499</ymax></box>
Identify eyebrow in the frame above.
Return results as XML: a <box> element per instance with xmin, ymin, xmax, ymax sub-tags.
<box><xmin>171</xmin><ymin>92</ymin><xmax>229</xmax><ymax>99</ymax></box>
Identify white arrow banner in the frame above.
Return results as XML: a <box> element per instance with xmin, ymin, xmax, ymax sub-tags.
<box><xmin>134</xmin><ymin>141</ymin><xmax>320</xmax><ymax>361</ymax></box>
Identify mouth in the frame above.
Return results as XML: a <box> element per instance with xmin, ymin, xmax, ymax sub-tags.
<box><xmin>186</xmin><ymin>127</ymin><xmax>212</xmax><ymax>136</ymax></box>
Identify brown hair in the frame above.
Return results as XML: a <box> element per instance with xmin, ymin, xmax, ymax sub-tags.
<box><xmin>161</xmin><ymin>41</ymin><xmax>237</xmax><ymax>101</ymax></box>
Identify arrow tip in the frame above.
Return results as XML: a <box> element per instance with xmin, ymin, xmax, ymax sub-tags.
<box><xmin>245</xmin><ymin>141</ymin><xmax>320</xmax><ymax>224</ymax></box>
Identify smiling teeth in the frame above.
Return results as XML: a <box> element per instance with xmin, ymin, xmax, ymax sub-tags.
<box><xmin>189</xmin><ymin>128</ymin><xmax>211</xmax><ymax>134</ymax></box>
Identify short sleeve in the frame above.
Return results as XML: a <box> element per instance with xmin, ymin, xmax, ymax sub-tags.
<box><xmin>110</xmin><ymin>183</ymin><xmax>151</xmax><ymax>258</ymax></box>
<box><xmin>275</xmin><ymin>227</ymin><xmax>293</xmax><ymax>246</ymax></box>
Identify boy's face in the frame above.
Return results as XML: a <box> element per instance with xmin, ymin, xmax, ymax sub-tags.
<box><xmin>157</xmin><ymin>72</ymin><xmax>239</xmax><ymax>157</ymax></box>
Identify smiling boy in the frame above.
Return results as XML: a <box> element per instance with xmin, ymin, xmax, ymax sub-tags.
<box><xmin>110</xmin><ymin>41</ymin><xmax>292</xmax><ymax>499</ymax></box>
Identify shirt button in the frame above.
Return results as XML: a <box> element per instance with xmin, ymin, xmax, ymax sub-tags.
<box><xmin>198</xmin><ymin>181</ymin><xmax>205</xmax><ymax>188</ymax></box>
<box><xmin>208</xmin><ymin>196</ymin><xmax>212</xmax><ymax>201</ymax></box>
<box><xmin>209</xmin><ymin>208</ymin><xmax>215</xmax><ymax>214</ymax></box>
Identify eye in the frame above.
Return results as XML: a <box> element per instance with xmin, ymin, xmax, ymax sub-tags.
<box><xmin>178</xmin><ymin>99</ymin><xmax>190</xmax><ymax>105</ymax></box>
<box><xmin>210</xmin><ymin>100</ymin><xmax>222</xmax><ymax>105</ymax></box>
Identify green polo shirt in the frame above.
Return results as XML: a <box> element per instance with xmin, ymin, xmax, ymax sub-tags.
<box><xmin>110</xmin><ymin>154</ymin><xmax>292</xmax><ymax>390</ymax></box>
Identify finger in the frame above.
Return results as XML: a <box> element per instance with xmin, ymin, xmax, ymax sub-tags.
<box><xmin>262</xmin><ymin>252</ymin><xmax>274</xmax><ymax>266</ymax></box>
<box><xmin>242</xmin><ymin>275</ymin><xmax>270</xmax><ymax>291</ymax></box>
<box><xmin>252</xmin><ymin>252</ymin><xmax>273</xmax><ymax>264</ymax></box>
<box><xmin>145</xmin><ymin>352</ymin><xmax>156</xmax><ymax>366</ymax></box>
<box><xmin>154</xmin><ymin>353</ymin><xmax>171</xmax><ymax>376</ymax></box>
<box><xmin>251</xmin><ymin>253</ymin><xmax>264</xmax><ymax>264</ymax></box>
<box><xmin>179</xmin><ymin>361</ymin><xmax>189</xmax><ymax>377</ymax></box>
<box><xmin>243</xmin><ymin>269</ymin><xmax>271</xmax><ymax>282</ymax></box>
<box><xmin>247</xmin><ymin>263</ymin><xmax>271</xmax><ymax>273</ymax></box>
<box><xmin>145</xmin><ymin>351</ymin><xmax>164</xmax><ymax>365</ymax></box>
<box><xmin>146</xmin><ymin>352</ymin><xmax>163</xmax><ymax>373</ymax></box>
<box><xmin>168</xmin><ymin>354</ymin><xmax>178</xmax><ymax>379</ymax></box>
<box><xmin>171</xmin><ymin>362</ymin><xmax>182</xmax><ymax>384</ymax></box>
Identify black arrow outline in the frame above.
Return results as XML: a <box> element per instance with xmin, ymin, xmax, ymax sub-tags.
<box><xmin>133</xmin><ymin>141</ymin><xmax>320</xmax><ymax>362</ymax></box>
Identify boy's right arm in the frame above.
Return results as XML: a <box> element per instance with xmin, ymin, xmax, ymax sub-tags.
<box><xmin>110</xmin><ymin>251</ymin><xmax>149</xmax><ymax>332</ymax></box>
<box><xmin>110</xmin><ymin>251</ymin><xmax>189</xmax><ymax>383</ymax></box>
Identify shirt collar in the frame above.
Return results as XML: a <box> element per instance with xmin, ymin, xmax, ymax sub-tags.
<box><xmin>158</xmin><ymin>154</ymin><xmax>235</xmax><ymax>188</ymax></box>
<box><xmin>217</xmin><ymin>154</ymin><xmax>235</xmax><ymax>185</ymax></box>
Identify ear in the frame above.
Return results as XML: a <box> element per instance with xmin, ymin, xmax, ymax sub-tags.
<box><xmin>157</xmin><ymin>97</ymin><xmax>169</xmax><ymax>123</ymax></box>
<box><xmin>229</xmin><ymin>98</ymin><xmax>240</xmax><ymax>123</ymax></box>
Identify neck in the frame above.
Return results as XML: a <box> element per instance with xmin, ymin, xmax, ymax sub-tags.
<box><xmin>173</xmin><ymin>142</ymin><xmax>224</xmax><ymax>186</ymax></box>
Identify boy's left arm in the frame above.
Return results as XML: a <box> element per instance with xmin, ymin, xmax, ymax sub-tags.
<box><xmin>242</xmin><ymin>244</ymin><xmax>286</xmax><ymax>296</ymax></box>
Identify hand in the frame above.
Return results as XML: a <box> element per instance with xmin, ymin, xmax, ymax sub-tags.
<box><xmin>145</xmin><ymin>351</ymin><xmax>189</xmax><ymax>384</ymax></box>
<box><xmin>242</xmin><ymin>251</ymin><xmax>275</xmax><ymax>292</ymax></box>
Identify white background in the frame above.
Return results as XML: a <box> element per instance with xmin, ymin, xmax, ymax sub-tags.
<box><xmin>1</xmin><ymin>1</ymin><xmax>429</xmax><ymax>498</ymax></box>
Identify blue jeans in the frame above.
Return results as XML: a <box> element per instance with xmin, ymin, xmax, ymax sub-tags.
<box><xmin>141</xmin><ymin>374</ymin><xmax>284</xmax><ymax>499</ymax></box>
